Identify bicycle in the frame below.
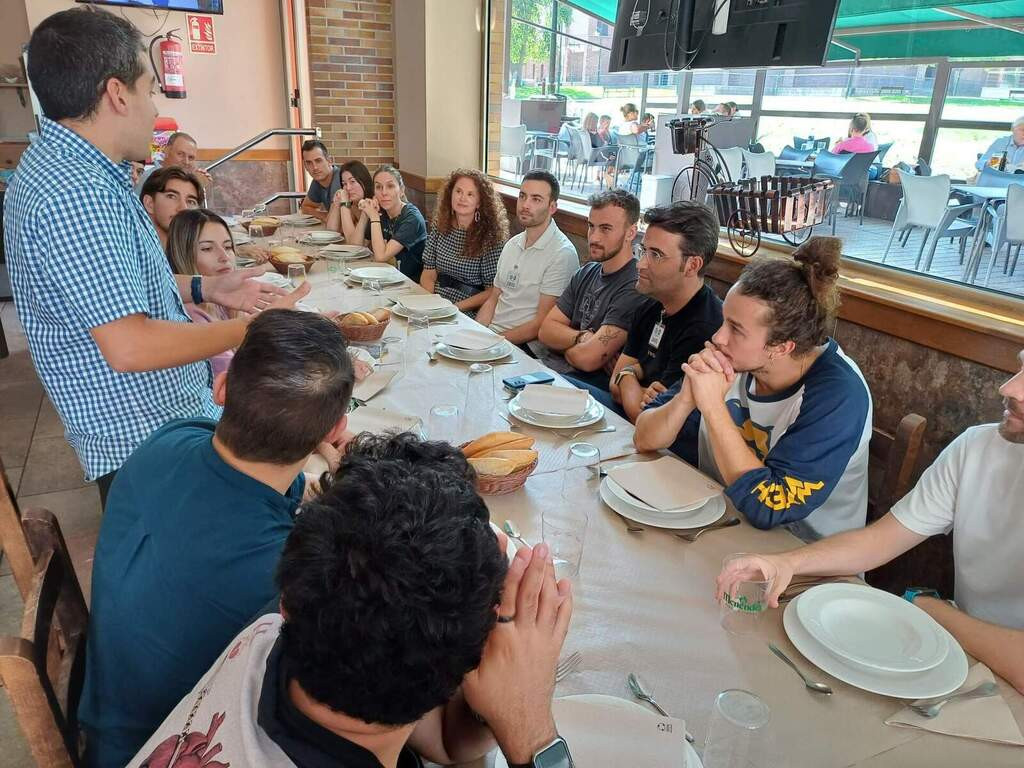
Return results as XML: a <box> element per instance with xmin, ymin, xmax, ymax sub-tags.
<box><xmin>667</xmin><ymin>117</ymin><xmax>737</xmax><ymax>203</ymax></box>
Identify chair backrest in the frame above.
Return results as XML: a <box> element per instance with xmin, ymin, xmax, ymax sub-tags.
<box><xmin>0</xmin><ymin>455</ymin><xmax>35</xmax><ymax>600</ymax></box>
<box><xmin>778</xmin><ymin>145</ymin><xmax>811</xmax><ymax>162</ymax></box>
<box><xmin>1006</xmin><ymin>184</ymin><xmax>1024</xmax><ymax>242</ymax></box>
<box><xmin>0</xmin><ymin>510</ymin><xmax>89</xmax><ymax>768</ymax></box>
<box><xmin>617</xmin><ymin>132</ymin><xmax>642</xmax><ymax>147</ymax></box>
<box><xmin>742</xmin><ymin>149</ymin><xmax>776</xmax><ymax>179</ymax></box>
<box><xmin>499</xmin><ymin>125</ymin><xmax>527</xmax><ymax>157</ymax></box>
<box><xmin>718</xmin><ymin>146</ymin><xmax>744</xmax><ymax>182</ymax></box>
<box><xmin>837</xmin><ymin>150</ymin><xmax>880</xmax><ymax>186</ymax></box>
<box><xmin>874</xmin><ymin>141</ymin><xmax>894</xmax><ymax>165</ymax></box>
<box><xmin>793</xmin><ymin>135</ymin><xmax>810</xmax><ymax>150</ymax></box>
<box><xmin>815</xmin><ymin>137</ymin><xmax>831</xmax><ymax>152</ymax></box>
<box><xmin>916</xmin><ymin>157</ymin><xmax>932</xmax><ymax>177</ymax></box>
<box><xmin>977</xmin><ymin>165</ymin><xmax>1024</xmax><ymax>190</ymax></box>
<box><xmin>566</xmin><ymin>126</ymin><xmax>591</xmax><ymax>162</ymax></box>
<box><xmin>812</xmin><ymin>149</ymin><xmax>854</xmax><ymax>179</ymax></box>
<box><xmin>899</xmin><ymin>172</ymin><xmax>953</xmax><ymax>228</ymax></box>
<box><xmin>867</xmin><ymin>413</ymin><xmax>927</xmax><ymax>522</ymax></box>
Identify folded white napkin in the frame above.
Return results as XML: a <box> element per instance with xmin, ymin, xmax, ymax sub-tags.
<box><xmin>607</xmin><ymin>456</ymin><xmax>723</xmax><ymax>512</ymax></box>
<box><xmin>321</xmin><ymin>244</ymin><xmax>370</xmax><ymax>256</ymax></box>
<box><xmin>519</xmin><ymin>384</ymin><xmax>589</xmax><ymax>417</ymax></box>
<box><xmin>346</xmin><ymin>406</ymin><xmax>421</xmax><ymax>437</ymax></box>
<box><xmin>444</xmin><ymin>328</ymin><xmax>504</xmax><ymax>351</ymax></box>
<box><xmin>885</xmin><ymin>663</ymin><xmax>1024</xmax><ymax>746</ymax></box>
<box><xmin>352</xmin><ymin>266</ymin><xmax>404</xmax><ymax>282</ymax></box>
<box><xmin>398</xmin><ymin>294</ymin><xmax>454</xmax><ymax>311</ymax></box>
<box><xmin>353</xmin><ymin>370</ymin><xmax>395</xmax><ymax>402</ymax></box>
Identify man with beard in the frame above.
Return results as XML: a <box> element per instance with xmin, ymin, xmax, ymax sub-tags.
<box><xmin>299</xmin><ymin>139</ymin><xmax>342</xmax><ymax>223</ymax></box>
<box><xmin>477</xmin><ymin>170</ymin><xmax>579</xmax><ymax>347</ymax></box>
<box><xmin>537</xmin><ymin>188</ymin><xmax>648</xmax><ymax>387</ymax></box>
<box><xmin>716</xmin><ymin>350</ymin><xmax>1024</xmax><ymax>694</ymax></box>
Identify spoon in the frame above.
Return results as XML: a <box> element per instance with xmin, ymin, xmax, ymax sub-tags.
<box><xmin>910</xmin><ymin>681</ymin><xmax>999</xmax><ymax>718</ymax></box>
<box><xmin>502</xmin><ymin>520</ymin><xmax>529</xmax><ymax>548</ymax></box>
<box><xmin>767</xmin><ymin>643</ymin><xmax>833</xmax><ymax>695</ymax></box>
<box><xmin>627</xmin><ymin>673</ymin><xmax>695</xmax><ymax>742</ymax></box>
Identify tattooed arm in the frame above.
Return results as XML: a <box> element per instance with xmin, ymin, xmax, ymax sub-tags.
<box><xmin>564</xmin><ymin>324</ymin><xmax>627</xmax><ymax>372</ymax></box>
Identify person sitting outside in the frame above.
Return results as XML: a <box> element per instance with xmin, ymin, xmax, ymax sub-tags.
<box><xmin>690</xmin><ymin>99</ymin><xmax>706</xmax><ymax>115</ymax></box>
<box><xmin>80</xmin><ymin>310</ymin><xmax>355</xmax><ymax>768</ymax></box>
<box><xmin>299</xmin><ymin>139</ymin><xmax>342</xmax><ymax>223</ymax></box>
<box><xmin>618</xmin><ymin>102</ymin><xmax>649</xmax><ymax>135</ymax></box>
<box><xmin>717</xmin><ymin>350</ymin><xmax>1024</xmax><ymax>693</ymax></box>
<box><xmin>597</xmin><ymin>114</ymin><xmax>614</xmax><ymax>144</ymax></box>
<box><xmin>135</xmin><ymin>130</ymin><xmax>213</xmax><ymax>193</ymax></box>
<box><xmin>353</xmin><ymin>164</ymin><xmax>428</xmax><ymax>281</ymax></box>
<box><xmin>635</xmin><ymin>237</ymin><xmax>872</xmax><ymax>541</ymax></box>
<box><xmin>127</xmin><ymin>433</ymin><xmax>575</xmax><ymax>768</ymax></box>
<box><xmin>976</xmin><ymin>115</ymin><xmax>1024</xmax><ymax>173</ymax></box>
<box><xmin>583</xmin><ymin>111</ymin><xmax>607</xmax><ymax>149</ymax></box>
<box><xmin>326</xmin><ymin>159</ymin><xmax>373</xmax><ymax>243</ymax></box>
<box><xmin>421</xmin><ymin>169</ymin><xmax>508</xmax><ymax>314</ymax></box>
<box><xmin>166</xmin><ymin>208</ymin><xmax>239</xmax><ymax>376</ymax></box>
<box><xmin>834</xmin><ymin>113</ymin><xmax>876</xmax><ymax>154</ymax></box>
<box><xmin>140</xmin><ymin>165</ymin><xmax>203</xmax><ymax>248</ymax></box>
<box><xmin>605</xmin><ymin>201</ymin><xmax>723</xmax><ymax>423</ymax></box>
<box><xmin>476</xmin><ymin>170</ymin><xmax>579</xmax><ymax>349</ymax></box>
<box><xmin>537</xmin><ymin>188</ymin><xmax>648</xmax><ymax>389</ymax></box>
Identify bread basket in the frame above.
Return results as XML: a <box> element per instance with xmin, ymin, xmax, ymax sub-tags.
<box><xmin>269</xmin><ymin>253</ymin><xmax>316</xmax><ymax>276</ymax></box>
<box><xmin>335</xmin><ymin>312</ymin><xmax>390</xmax><ymax>342</ymax></box>
<box><xmin>461</xmin><ymin>443</ymin><xmax>538</xmax><ymax>496</ymax></box>
<box><xmin>238</xmin><ymin>218</ymin><xmax>281</xmax><ymax>237</ymax></box>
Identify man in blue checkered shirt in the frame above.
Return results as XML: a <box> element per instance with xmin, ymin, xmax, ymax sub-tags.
<box><xmin>4</xmin><ymin>8</ymin><xmax>308</xmax><ymax>505</ymax></box>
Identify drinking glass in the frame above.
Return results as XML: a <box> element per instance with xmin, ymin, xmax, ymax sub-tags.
<box><xmin>287</xmin><ymin>264</ymin><xmax>306</xmax><ymax>289</ymax></box>
<box><xmin>463</xmin><ymin>363</ymin><xmax>495</xmax><ymax>439</ymax></box>
<box><xmin>405</xmin><ymin>311</ymin><xmax>432</xmax><ymax>373</ymax></box>
<box><xmin>701</xmin><ymin>689</ymin><xmax>771</xmax><ymax>768</ymax></box>
<box><xmin>719</xmin><ymin>553</ymin><xmax>771</xmax><ymax>635</ymax></box>
<box><xmin>248</xmin><ymin>224</ymin><xmax>264</xmax><ymax>240</ymax></box>
<box><xmin>364</xmin><ymin>278</ymin><xmax>384</xmax><ymax>309</ymax></box>
<box><xmin>324</xmin><ymin>253</ymin><xmax>345</xmax><ymax>284</ymax></box>
<box><xmin>543</xmin><ymin>442</ymin><xmax>598</xmax><ymax>582</ymax></box>
<box><xmin>428</xmin><ymin>404</ymin><xmax>462</xmax><ymax>444</ymax></box>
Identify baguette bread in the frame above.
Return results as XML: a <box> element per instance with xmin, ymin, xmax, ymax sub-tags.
<box><xmin>468</xmin><ymin>457</ymin><xmax>516</xmax><ymax>477</ymax></box>
<box><xmin>462</xmin><ymin>431</ymin><xmax>535</xmax><ymax>458</ymax></box>
<box><xmin>474</xmin><ymin>449</ymin><xmax>537</xmax><ymax>472</ymax></box>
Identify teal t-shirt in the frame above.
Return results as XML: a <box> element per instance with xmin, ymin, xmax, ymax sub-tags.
<box><xmin>79</xmin><ymin>418</ymin><xmax>304</xmax><ymax>768</ymax></box>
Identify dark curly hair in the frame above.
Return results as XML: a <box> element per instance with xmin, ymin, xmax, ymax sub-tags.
<box><xmin>734</xmin><ymin>236</ymin><xmax>842</xmax><ymax>356</ymax></box>
<box><xmin>433</xmin><ymin>169</ymin><xmax>509</xmax><ymax>259</ymax></box>
<box><xmin>277</xmin><ymin>433</ymin><xmax>507</xmax><ymax>725</ymax></box>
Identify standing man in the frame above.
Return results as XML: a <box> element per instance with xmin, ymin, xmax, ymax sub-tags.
<box><xmin>606</xmin><ymin>201</ymin><xmax>723</xmax><ymax>422</ymax></box>
<box><xmin>139</xmin><ymin>166</ymin><xmax>203</xmax><ymax>248</ymax></box>
<box><xmin>299</xmin><ymin>139</ymin><xmax>342</xmax><ymax>222</ymax></box>
<box><xmin>476</xmin><ymin>170</ymin><xmax>579</xmax><ymax>348</ymax></box>
<box><xmin>537</xmin><ymin>188</ymin><xmax>648</xmax><ymax>389</ymax></box>
<box><xmin>3</xmin><ymin>8</ymin><xmax>306</xmax><ymax>504</ymax></box>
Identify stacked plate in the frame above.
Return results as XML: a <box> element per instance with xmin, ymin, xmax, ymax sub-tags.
<box><xmin>436</xmin><ymin>328</ymin><xmax>512</xmax><ymax>363</ymax></box>
<box><xmin>302</xmin><ymin>230</ymin><xmax>343</xmax><ymax>245</ymax></box>
<box><xmin>598</xmin><ymin>462</ymin><xmax>725</xmax><ymax>530</ymax></box>
<box><xmin>348</xmin><ymin>265</ymin><xmax>407</xmax><ymax>286</ymax></box>
<box><xmin>279</xmin><ymin>213</ymin><xmax>320</xmax><ymax>226</ymax></box>
<box><xmin>783</xmin><ymin>583</ymin><xmax>968</xmax><ymax>698</ymax></box>
<box><xmin>320</xmin><ymin>243</ymin><xmax>371</xmax><ymax>260</ymax></box>
<box><xmin>391</xmin><ymin>293</ymin><xmax>457</xmax><ymax>320</ymax></box>
<box><xmin>507</xmin><ymin>384</ymin><xmax>605</xmax><ymax>430</ymax></box>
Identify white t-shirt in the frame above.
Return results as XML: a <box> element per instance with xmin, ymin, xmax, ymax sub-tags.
<box><xmin>491</xmin><ymin>219</ymin><xmax>579</xmax><ymax>333</ymax></box>
<box><xmin>891</xmin><ymin>424</ymin><xmax>1024</xmax><ymax>630</ymax></box>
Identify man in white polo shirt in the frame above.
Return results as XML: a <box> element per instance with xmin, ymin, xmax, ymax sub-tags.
<box><xmin>716</xmin><ymin>349</ymin><xmax>1024</xmax><ymax>694</ymax></box>
<box><xmin>476</xmin><ymin>170</ymin><xmax>579</xmax><ymax>348</ymax></box>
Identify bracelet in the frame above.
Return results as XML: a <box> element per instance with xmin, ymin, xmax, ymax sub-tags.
<box><xmin>370</xmin><ymin>219</ymin><xmax>382</xmax><ymax>226</ymax></box>
<box><xmin>574</xmin><ymin>330</ymin><xmax>588</xmax><ymax>346</ymax></box>
<box><xmin>614</xmin><ymin>367</ymin><xmax>638</xmax><ymax>387</ymax></box>
<box><xmin>191</xmin><ymin>275</ymin><xmax>204</xmax><ymax>305</ymax></box>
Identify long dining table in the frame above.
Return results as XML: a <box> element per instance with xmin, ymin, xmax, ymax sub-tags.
<box><xmin>282</xmin><ymin>231</ymin><xmax>1023</xmax><ymax>768</ymax></box>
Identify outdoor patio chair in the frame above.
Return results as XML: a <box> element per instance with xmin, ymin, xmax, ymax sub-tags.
<box><xmin>500</xmin><ymin>125</ymin><xmax>528</xmax><ymax>175</ymax></box>
<box><xmin>741</xmin><ymin>149</ymin><xmax>776</xmax><ymax>180</ymax></box>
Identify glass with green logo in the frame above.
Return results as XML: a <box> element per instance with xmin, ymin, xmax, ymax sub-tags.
<box><xmin>719</xmin><ymin>553</ymin><xmax>771</xmax><ymax>635</ymax></box>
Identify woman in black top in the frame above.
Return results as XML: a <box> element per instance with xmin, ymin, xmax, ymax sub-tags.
<box><xmin>420</xmin><ymin>169</ymin><xmax>509</xmax><ymax>313</ymax></box>
<box><xmin>354</xmin><ymin>165</ymin><xmax>428</xmax><ymax>281</ymax></box>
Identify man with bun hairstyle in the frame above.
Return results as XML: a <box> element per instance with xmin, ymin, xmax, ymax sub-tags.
<box><xmin>635</xmin><ymin>237</ymin><xmax>873</xmax><ymax>541</ymax></box>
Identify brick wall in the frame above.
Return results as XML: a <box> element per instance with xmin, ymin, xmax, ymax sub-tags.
<box><xmin>485</xmin><ymin>0</ymin><xmax>506</xmax><ymax>176</ymax></box>
<box><xmin>306</xmin><ymin>0</ymin><xmax>396</xmax><ymax>167</ymax></box>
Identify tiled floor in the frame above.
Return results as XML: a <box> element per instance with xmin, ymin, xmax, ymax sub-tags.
<box><xmin>0</xmin><ymin>299</ymin><xmax>102</xmax><ymax>767</ymax></box>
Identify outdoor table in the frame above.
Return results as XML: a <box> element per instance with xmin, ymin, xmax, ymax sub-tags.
<box><xmin>952</xmin><ymin>185</ymin><xmax>1009</xmax><ymax>283</ymax></box>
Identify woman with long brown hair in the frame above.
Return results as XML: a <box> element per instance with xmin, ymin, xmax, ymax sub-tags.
<box><xmin>326</xmin><ymin>160</ymin><xmax>374</xmax><ymax>243</ymax></box>
<box><xmin>420</xmin><ymin>169</ymin><xmax>510</xmax><ymax>313</ymax></box>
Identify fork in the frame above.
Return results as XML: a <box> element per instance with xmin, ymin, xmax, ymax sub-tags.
<box><xmin>554</xmin><ymin>651</ymin><xmax>582</xmax><ymax>683</ymax></box>
<box><xmin>569</xmin><ymin>425</ymin><xmax>616</xmax><ymax>440</ymax></box>
<box><xmin>910</xmin><ymin>681</ymin><xmax>999</xmax><ymax>718</ymax></box>
<box><xmin>675</xmin><ymin>516</ymin><xmax>741</xmax><ymax>542</ymax></box>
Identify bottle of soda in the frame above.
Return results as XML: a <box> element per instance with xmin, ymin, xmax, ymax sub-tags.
<box><xmin>998</xmin><ymin>149</ymin><xmax>1008</xmax><ymax>172</ymax></box>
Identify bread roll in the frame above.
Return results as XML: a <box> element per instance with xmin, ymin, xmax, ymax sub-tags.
<box><xmin>468</xmin><ymin>457</ymin><xmax>516</xmax><ymax>477</ymax></box>
<box><xmin>481</xmin><ymin>436</ymin><xmax>535</xmax><ymax>454</ymax></box>
<box><xmin>251</xmin><ymin>216</ymin><xmax>280</xmax><ymax>227</ymax></box>
<box><xmin>475</xmin><ymin>449</ymin><xmax>537</xmax><ymax>472</ymax></box>
<box><xmin>354</xmin><ymin>311</ymin><xmax>378</xmax><ymax>324</ymax></box>
<box><xmin>462</xmin><ymin>431</ymin><xmax>533</xmax><ymax>458</ymax></box>
<box><xmin>370</xmin><ymin>308</ymin><xmax>391</xmax><ymax>323</ymax></box>
<box><xmin>339</xmin><ymin>312</ymin><xmax>370</xmax><ymax>327</ymax></box>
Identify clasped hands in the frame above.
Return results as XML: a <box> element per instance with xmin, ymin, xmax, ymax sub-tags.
<box><xmin>681</xmin><ymin>342</ymin><xmax>735</xmax><ymax>411</ymax></box>
<box><xmin>357</xmin><ymin>197</ymin><xmax>382</xmax><ymax>222</ymax></box>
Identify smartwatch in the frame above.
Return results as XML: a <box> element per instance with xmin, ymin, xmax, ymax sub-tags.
<box><xmin>508</xmin><ymin>736</ymin><xmax>574</xmax><ymax>768</ymax></box>
<box><xmin>902</xmin><ymin>587</ymin><xmax>940</xmax><ymax>604</ymax></box>
<box><xmin>190</xmin><ymin>275</ymin><xmax>204</xmax><ymax>305</ymax></box>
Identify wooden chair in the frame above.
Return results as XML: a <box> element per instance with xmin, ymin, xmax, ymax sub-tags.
<box><xmin>0</xmin><ymin>509</ymin><xmax>89</xmax><ymax>768</ymax></box>
<box><xmin>0</xmin><ymin>454</ymin><xmax>36</xmax><ymax>600</ymax></box>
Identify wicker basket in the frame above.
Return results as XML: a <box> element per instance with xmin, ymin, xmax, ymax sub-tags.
<box><xmin>238</xmin><ymin>219</ymin><xmax>280</xmax><ymax>237</ymax></box>
<box><xmin>460</xmin><ymin>444</ymin><xmax>538</xmax><ymax>496</ymax></box>
<box><xmin>269</xmin><ymin>254</ymin><xmax>316</xmax><ymax>276</ymax></box>
<box><xmin>335</xmin><ymin>314</ymin><xmax>390</xmax><ymax>342</ymax></box>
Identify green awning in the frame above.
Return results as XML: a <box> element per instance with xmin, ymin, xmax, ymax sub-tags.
<box><xmin>562</xmin><ymin>0</ymin><xmax>618</xmax><ymax>23</ymax></box>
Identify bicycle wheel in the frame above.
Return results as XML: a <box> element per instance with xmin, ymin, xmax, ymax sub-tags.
<box><xmin>671</xmin><ymin>160</ymin><xmax>721</xmax><ymax>204</ymax></box>
<box><xmin>728</xmin><ymin>210</ymin><xmax>761</xmax><ymax>257</ymax></box>
<box><xmin>781</xmin><ymin>226</ymin><xmax>813</xmax><ymax>246</ymax></box>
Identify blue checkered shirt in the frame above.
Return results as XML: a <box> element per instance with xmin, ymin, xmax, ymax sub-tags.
<box><xmin>3</xmin><ymin>118</ymin><xmax>219</xmax><ymax>481</ymax></box>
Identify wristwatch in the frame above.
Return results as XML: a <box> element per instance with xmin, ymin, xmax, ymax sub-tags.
<box><xmin>902</xmin><ymin>587</ymin><xmax>941</xmax><ymax>604</ymax></box>
<box><xmin>508</xmin><ymin>736</ymin><xmax>574</xmax><ymax>768</ymax></box>
<box><xmin>190</xmin><ymin>275</ymin><xmax>204</xmax><ymax>305</ymax></box>
<box><xmin>614</xmin><ymin>366</ymin><xmax>638</xmax><ymax>387</ymax></box>
<box><xmin>573</xmin><ymin>330</ymin><xmax>589</xmax><ymax>346</ymax></box>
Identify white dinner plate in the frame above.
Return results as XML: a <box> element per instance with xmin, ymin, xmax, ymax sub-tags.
<box><xmin>600</xmin><ymin>478</ymin><xmax>726</xmax><ymax>530</ymax></box>
<box><xmin>321</xmin><ymin>244</ymin><xmax>372</xmax><ymax>259</ymax></box>
<box><xmin>349</xmin><ymin>266</ymin><xmax>407</xmax><ymax>285</ymax></box>
<box><xmin>783</xmin><ymin>594</ymin><xmax>968</xmax><ymax>699</ymax></box>
<box><xmin>494</xmin><ymin>694</ymin><xmax>701</xmax><ymax>768</ymax></box>
<box><xmin>796</xmin><ymin>583</ymin><xmax>949</xmax><ymax>674</ymax></box>
<box><xmin>390</xmin><ymin>303</ymin><xmax>458</xmax><ymax>320</ymax></box>
<box><xmin>605</xmin><ymin>462</ymin><xmax>720</xmax><ymax>516</ymax></box>
<box><xmin>303</xmin><ymin>231</ymin><xmax>343</xmax><ymax>244</ymax></box>
<box><xmin>435</xmin><ymin>341</ymin><xmax>512</xmax><ymax>363</ymax></box>
<box><xmin>508</xmin><ymin>393</ymin><xmax>604</xmax><ymax>429</ymax></box>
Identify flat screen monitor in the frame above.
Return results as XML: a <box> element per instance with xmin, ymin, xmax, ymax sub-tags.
<box><xmin>610</xmin><ymin>0</ymin><xmax>840</xmax><ymax>72</ymax></box>
<box><xmin>76</xmin><ymin>0</ymin><xmax>224</xmax><ymax>13</ymax></box>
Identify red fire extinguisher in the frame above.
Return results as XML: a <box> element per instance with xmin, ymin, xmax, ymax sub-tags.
<box><xmin>149</xmin><ymin>31</ymin><xmax>187</xmax><ymax>100</ymax></box>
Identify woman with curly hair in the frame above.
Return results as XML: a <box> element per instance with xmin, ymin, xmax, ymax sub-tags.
<box><xmin>420</xmin><ymin>169</ymin><xmax>510</xmax><ymax>313</ymax></box>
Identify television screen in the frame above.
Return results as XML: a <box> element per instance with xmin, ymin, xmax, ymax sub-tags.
<box><xmin>76</xmin><ymin>0</ymin><xmax>224</xmax><ymax>13</ymax></box>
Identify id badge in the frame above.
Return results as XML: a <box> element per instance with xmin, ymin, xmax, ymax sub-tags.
<box><xmin>648</xmin><ymin>321</ymin><xmax>665</xmax><ymax>352</ymax></box>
